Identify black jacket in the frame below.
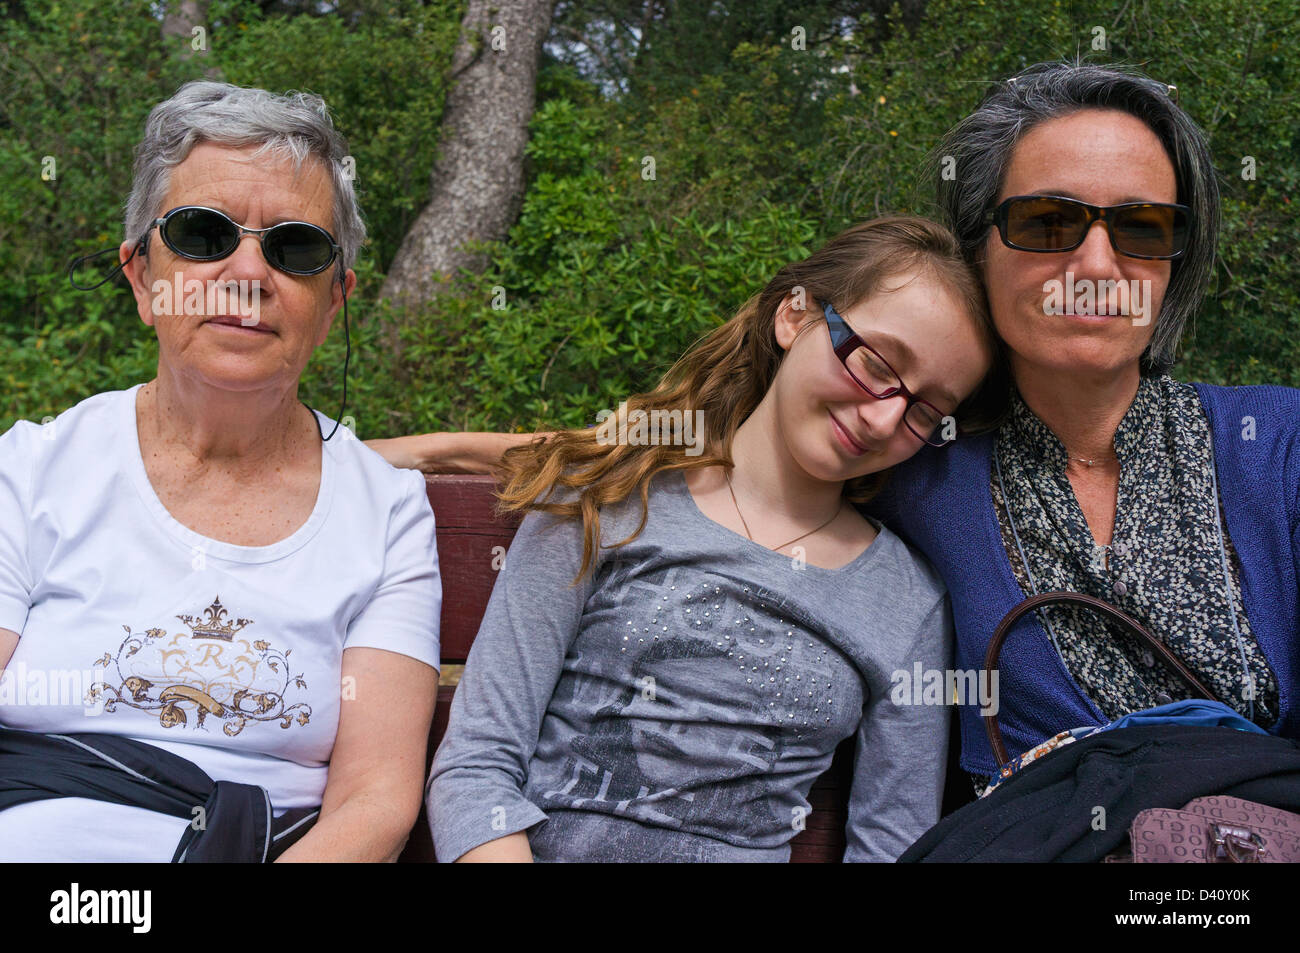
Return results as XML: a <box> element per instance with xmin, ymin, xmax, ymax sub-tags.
<box><xmin>0</xmin><ymin>726</ymin><xmax>317</xmax><ymax>861</ymax></box>
<box><xmin>899</xmin><ymin>724</ymin><xmax>1300</xmax><ymax>862</ymax></box>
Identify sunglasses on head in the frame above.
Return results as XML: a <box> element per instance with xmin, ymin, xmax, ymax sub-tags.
<box><xmin>143</xmin><ymin>205</ymin><xmax>342</xmax><ymax>276</ymax></box>
<box><xmin>986</xmin><ymin>194</ymin><xmax>1191</xmax><ymax>260</ymax></box>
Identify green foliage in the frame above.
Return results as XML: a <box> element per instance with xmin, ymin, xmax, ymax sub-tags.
<box><xmin>0</xmin><ymin>0</ymin><xmax>460</xmax><ymax>430</ymax></box>
<box><xmin>389</xmin><ymin>93</ymin><xmax>821</xmax><ymax>434</ymax></box>
<box><xmin>811</xmin><ymin>0</ymin><xmax>1300</xmax><ymax>388</ymax></box>
<box><xmin>0</xmin><ymin>1</ymin><xmax>183</xmax><ymax>423</ymax></box>
<box><xmin>3</xmin><ymin>0</ymin><xmax>1297</xmax><ymax>436</ymax></box>
<box><xmin>215</xmin><ymin>0</ymin><xmax>461</xmax><ymax>269</ymax></box>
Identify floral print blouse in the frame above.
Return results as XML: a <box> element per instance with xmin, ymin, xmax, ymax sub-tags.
<box><xmin>973</xmin><ymin>375</ymin><xmax>1279</xmax><ymax>789</ymax></box>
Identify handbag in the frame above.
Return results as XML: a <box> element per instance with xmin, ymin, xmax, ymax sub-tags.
<box><xmin>981</xmin><ymin>590</ymin><xmax>1216</xmax><ymax>768</ymax></box>
<box><xmin>1113</xmin><ymin>795</ymin><xmax>1300</xmax><ymax>863</ymax></box>
<box><xmin>961</xmin><ymin>591</ymin><xmax>1297</xmax><ymax>862</ymax></box>
<box><xmin>898</xmin><ymin>591</ymin><xmax>1300</xmax><ymax>862</ymax></box>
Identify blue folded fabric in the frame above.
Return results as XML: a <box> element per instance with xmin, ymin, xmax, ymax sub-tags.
<box><xmin>1097</xmin><ymin>698</ymin><xmax>1267</xmax><ymax>735</ymax></box>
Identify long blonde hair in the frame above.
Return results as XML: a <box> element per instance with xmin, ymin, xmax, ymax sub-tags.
<box><xmin>498</xmin><ymin>216</ymin><xmax>1006</xmax><ymax>582</ymax></box>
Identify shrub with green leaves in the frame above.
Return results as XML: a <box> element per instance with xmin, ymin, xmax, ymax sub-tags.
<box><xmin>0</xmin><ymin>0</ymin><xmax>459</xmax><ymax>430</ymax></box>
<box><xmin>3</xmin><ymin>0</ymin><xmax>1296</xmax><ymax>438</ymax></box>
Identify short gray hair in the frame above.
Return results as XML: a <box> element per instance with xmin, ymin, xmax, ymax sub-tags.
<box><xmin>124</xmin><ymin>81</ymin><xmax>364</xmax><ymax>276</ymax></box>
<box><xmin>932</xmin><ymin>60</ymin><xmax>1220</xmax><ymax>375</ymax></box>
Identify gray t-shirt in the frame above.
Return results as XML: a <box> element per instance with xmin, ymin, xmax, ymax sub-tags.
<box><xmin>426</xmin><ymin>470</ymin><xmax>953</xmax><ymax>862</ymax></box>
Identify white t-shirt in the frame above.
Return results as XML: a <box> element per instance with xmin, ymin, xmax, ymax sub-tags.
<box><xmin>0</xmin><ymin>384</ymin><xmax>441</xmax><ymax>861</ymax></box>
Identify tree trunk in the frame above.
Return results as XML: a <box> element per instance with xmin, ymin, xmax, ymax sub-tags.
<box><xmin>161</xmin><ymin>0</ymin><xmax>222</xmax><ymax>80</ymax></box>
<box><xmin>380</xmin><ymin>0</ymin><xmax>555</xmax><ymax>348</ymax></box>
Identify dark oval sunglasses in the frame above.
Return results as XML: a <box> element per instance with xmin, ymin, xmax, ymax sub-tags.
<box><xmin>145</xmin><ymin>205</ymin><xmax>342</xmax><ymax>276</ymax></box>
<box><xmin>987</xmin><ymin>194</ymin><xmax>1191</xmax><ymax>260</ymax></box>
<box><xmin>822</xmin><ymin>301</ymin><xmax>955</xmax><ymax>448</ymax></box>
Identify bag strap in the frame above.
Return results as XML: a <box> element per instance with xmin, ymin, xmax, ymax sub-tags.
<box><xmin>982</xmin><ymin>591</ymin><xmax>1216</xmax><ymax>766</ymax></box>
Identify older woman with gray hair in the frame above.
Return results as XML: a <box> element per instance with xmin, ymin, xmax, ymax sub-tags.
<box><xmin>0</xmin><ymin>82</ymin><xmax>441</xmax><ymax>861</ymax></box>
<box><xmin>373</xmin><ymin>60</ymin><xmax>1300</xmax><ymax>802</ymax></box>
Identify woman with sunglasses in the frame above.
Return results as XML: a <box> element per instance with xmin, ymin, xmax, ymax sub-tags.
<box><xmin>423</xmin><ymin>217</ymin><xmax>1000</xmax><ymax>862</ymax></box>
<box><xmin>375</xmin><ymin>61</ymin><xmax>1300</xmax><ymax>807</ymax></box>
<box><xmin>888</xmin><ymin>60</ymin><xmax>1299</xmax><ymax>796</ymax></box>
<box><xmin>0</xmin><ymin>82</ymin><xmax>441</xmax><ymax>861</ymax></box>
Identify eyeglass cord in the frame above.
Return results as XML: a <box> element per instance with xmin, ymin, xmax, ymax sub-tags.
<box><xmin>302</xmin><ymin>271</ymin><xmax>350</xmax><ymax>443</ymax></box>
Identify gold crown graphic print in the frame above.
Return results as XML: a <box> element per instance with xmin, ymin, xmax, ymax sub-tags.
<box><xmin>176</xmin><ymin>595</ymin><xmax>251</xmax><ymax>642</ymax></box>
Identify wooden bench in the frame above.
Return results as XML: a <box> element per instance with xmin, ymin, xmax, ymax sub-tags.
<box><xmin>398</xmin><ymin>473</ymin><xmax>968</xmax><ymax>862</ymax></box>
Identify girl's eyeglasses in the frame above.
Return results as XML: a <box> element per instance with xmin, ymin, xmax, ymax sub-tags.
<box><xmin>143</xmin><ymin>205</ymin><xmax>342</xmax><ymax>276</ymax></box>
<box><xmin>822</xmin><ymin>301</ymin><xmax>955</xmax><ymax>448</ymax></box>
<box><xmin>986</xmin><ymin>194</ymin><xmax>1190</xmax><ymax>261</ymax></box>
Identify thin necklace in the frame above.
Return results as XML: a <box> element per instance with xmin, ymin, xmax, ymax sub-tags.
<box><xmin>1069</xmin><ymin>452</ymin><xmax>1117</xmax><ymax>468</ymax></box>
<box><xmin>724</xmin><ymin>469</ymin><xmax>843</xmax><ymax>552</ymax></box>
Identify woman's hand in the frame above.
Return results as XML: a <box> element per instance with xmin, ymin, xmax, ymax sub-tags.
<box><xmin>364</xmin><ymin>432</ymin><xmax>549</xmax><ymax>475</ymax></box>
<box><xmin>275</xmin><ymin>646</ymin><xmax>437</xmax><ymax>862</ymax></box>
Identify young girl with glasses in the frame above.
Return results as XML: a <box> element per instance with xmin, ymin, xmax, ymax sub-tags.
<box><xmin>420</xmin><ymin>216</ymin><xmax>1004</xmax><ymax>862</ymax></box>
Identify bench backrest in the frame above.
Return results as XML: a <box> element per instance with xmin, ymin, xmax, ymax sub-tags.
<box><xmin>398</xmin><ymin>473</ymin><xmax>853</xmax><ymax>862</ymax></box>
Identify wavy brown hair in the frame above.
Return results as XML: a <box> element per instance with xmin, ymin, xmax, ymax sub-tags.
<box><xmin>498</xmin><ymin>215</ymin><xmax>1007</xmax><ymax>583</ymax></box>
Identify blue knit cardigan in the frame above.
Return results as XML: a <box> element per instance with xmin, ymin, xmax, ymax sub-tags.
<box><xmin>866</xmin><ymin>383</ymin><xmax>1300</xmax><ymax>777</ymax></box>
